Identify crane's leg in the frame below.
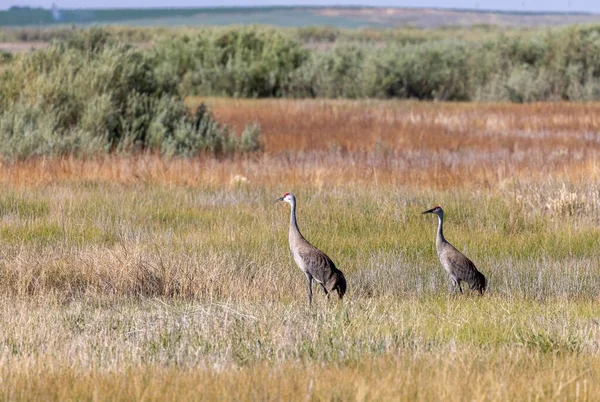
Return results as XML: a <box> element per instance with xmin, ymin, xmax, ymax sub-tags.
<box><xmin>450</xmin><ymin>277</ymin><xmax>460</xmax><ymax>295</ymax></box>
<box><xmin>305</xmin><ymin>272</ymin><xmax>313</xmax><ymax>306</ymax></box>
<box><xmin>457</xmin><ymin>281</ymin><xmax>463</xmax><ymax>294</ymax></box>
<box><xmin>319</xmin><ymin>282</ymin><xmax>329</xmax><ymax>299</ymax></box>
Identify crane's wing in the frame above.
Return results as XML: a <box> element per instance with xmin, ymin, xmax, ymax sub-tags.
<box><xmin>441</xmin><ymin>243</ymin><xmax>482</xmax><ymax>283</ymax></box>
<box><xmin>297</xmin><ymin>247</ymin><xmax>336</xmax><ymax>283</ymax></box>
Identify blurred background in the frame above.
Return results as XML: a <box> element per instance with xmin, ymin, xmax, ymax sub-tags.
<box><xmin>2</xmin><ymin>1</ymin><xmax>599</xmax><ymax>28</ymax></box>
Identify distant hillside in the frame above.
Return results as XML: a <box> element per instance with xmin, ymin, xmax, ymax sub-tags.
<box><xmin>1</xmin><ymin>5</ymin><xmax>600</xmax><ymax>28</ymax></box>
<box><xmin>318</xmin><ymin>7</ymin><xmax>600</xmax><ymax>28</ymax></box>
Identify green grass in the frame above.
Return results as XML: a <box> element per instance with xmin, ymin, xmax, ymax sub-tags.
<box><xmin>0</xmin><ymin>191</ymin><xmax>49</xmax><ymax>219</ymax></box>
<box><xmin>0</xmin><ymin>184</ymin><xmax>599</xmax><ymax>295</ymax></box>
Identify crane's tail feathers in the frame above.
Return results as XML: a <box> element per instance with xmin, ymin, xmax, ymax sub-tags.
<box><xmin>477</xmin><ymin>274</ymin><xmax>487</xmax><ymax>295</ymax></box>
<box><xmin>469</xmin><ymin>272</ymin><xmax>487</xmax><ymax>295</ymax></box>
<box><xmin>335</xmin><ymin>272</ymin><xmax>347</xmax><ymax>299</ymax></box>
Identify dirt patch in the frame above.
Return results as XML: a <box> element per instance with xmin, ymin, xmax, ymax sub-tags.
<box><xmin>0</xmin><ymin>42</ymin><xmax>49</xmax><ymax>53</ymax></box>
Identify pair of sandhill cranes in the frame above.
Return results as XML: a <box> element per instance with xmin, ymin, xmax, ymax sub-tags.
<box><xmin>275</xmin><ymin>193</ymin><xmax>487</xmax><ymax>305</ymax></box>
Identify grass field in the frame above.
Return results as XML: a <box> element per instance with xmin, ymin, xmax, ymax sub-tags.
<box><xmin>1</xmin><ymin>99</ymin><xmax>599</xmax><ymax>400</ymax></box>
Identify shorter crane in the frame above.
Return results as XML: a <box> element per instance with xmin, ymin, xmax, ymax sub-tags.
<box><xmin>275</xmin><ymin>193</ymin><xmax>346</xmax><ymax>305</ymax></box>
<box><xmin>423</xmin><ymin>206</ymin><xmax>487</xmax><ymax>295</ymax></box>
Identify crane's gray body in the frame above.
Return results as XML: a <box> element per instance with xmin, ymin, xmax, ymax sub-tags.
<box><xmin>425</xmin><ymin>207</ymin><xmax>487</xmax><ymax>295</ymax></box>
<box><xmin>277</xmin><ymin>193</ymin><xmax>346</xmax><ymax>305</ymax></box>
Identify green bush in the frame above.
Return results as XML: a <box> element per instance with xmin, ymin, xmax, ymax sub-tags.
<box><xmin>0</xmin><ymin>50</ymin><xmax>11</xmax><ymax>64</ymax></box>
<box><xmin>291</xmin><ymin>44</ymin><xmax>370</xmax><ymax>98</ymax></box>
<box><xmin>160</xmin><ymin>104</ymin><xmax>262</xmax><ymax>157</ymax></box>
<box><xmin>144</xmin><ymin>24</ymin><xmax>600</xmax><ymax>102</ymax></box>
<box><xmin>368</xmin><ymin>40</ymin><xmax>473</xmax><ymax>100</ymax></box>
<box><xmin>150</xmin><ymin>27</ymin><xmax>308</xmax><ymax>97</ymax></box>
<box><xmin>0</xmin><ymin>29</ymin><xmax>262</xmax><ymax>159</ymax></box>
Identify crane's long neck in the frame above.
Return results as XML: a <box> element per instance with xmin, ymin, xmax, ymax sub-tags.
<box><xmin>436</xmin><ymin>213</ymin><xmax>446</xmax><ymax>250</ymax></box>
<box><xmin>288</xmin><ymin>200</ymin><xmax>305</xmax><ymax>245</ymax></box>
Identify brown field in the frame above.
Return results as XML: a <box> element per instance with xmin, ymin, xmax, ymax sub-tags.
<box><xmin>5</xmin><ymin>99</ymin><xmax>598</xmax><ymax>189</ymax></box>
<box><xmin>205</xmin><ymin>99</ymin><xmax>600</xmax><ymax>188</ymax></box>
<box><xmin>2</xmin><ymin>99</ymin><xmax>600</xmax><ymax>400</ymax></box>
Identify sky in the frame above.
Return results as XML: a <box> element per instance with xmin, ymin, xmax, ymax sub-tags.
<box><xmin>2</xmin><ymin>1</ymin><xmax>598</xmax><ymax>13</ymax></box>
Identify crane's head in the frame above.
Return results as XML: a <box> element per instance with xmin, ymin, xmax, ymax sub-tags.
<box><xmin>274</xmin><ymin>192</ymin><xmax>295</xmax><ymax>205</ymax></box>
<box><xmin>422</xmin><ymin>205</ymin><xmax>443</xmax><ymax>216</ymax></box>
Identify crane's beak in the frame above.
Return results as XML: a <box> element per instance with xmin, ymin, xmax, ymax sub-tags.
<box><xmin>274</xmin><ymin>197</ymin><xmax>284</xmax><ymax>204</ymax></box>
<box><xmin>422</xmin><ymin>207</ymin><xmax>436</xmax><ymax>214</ymax></box>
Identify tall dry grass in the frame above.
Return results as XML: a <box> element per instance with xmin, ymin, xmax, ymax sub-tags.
<box><xmin>201</xmin><ymin>99</ymin><xmax>600</xmax><ymax>153</ymax></box>
<box><xmin>2</xmin><ymin>99</ymin><xmax>600</xmax><ymax>189</ymax></box>
<box><xmin>208</xmin><ymin>99</ymin><xmax>600</xmax><ymax>188</ymax></box>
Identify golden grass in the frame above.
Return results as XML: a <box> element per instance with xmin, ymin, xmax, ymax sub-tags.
<box><xmin>2</xmin><ymin>99</ymin><xmax>600</xmax><ymax>400</ymax></box>
<box><xmin>3</xmin><ymin>354</ymin><xmax>598</xmax><ymax>401</ymax></box>
<box><xmin>200</xmin><ymin>99</ymin><xmax>600</xmax><ymax>153</ymax></box>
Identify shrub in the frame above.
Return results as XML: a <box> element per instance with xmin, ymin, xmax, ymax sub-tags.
<box><xmin>150</xmin><ymin>27</ymin><xmax>308</xmax><ymax>97</ymax></box>
<box><xmin>160</xmin><ymin>104</ymin><xmax>262</xmax><ymax>157</ymax></box>
<box><xmin>7</xmin><ymin>24</ymin><xmax>600</xmax><ymax>120</ymax></box>
<box><xmin>0</xmin><ymin>29</ymin><xmax>262</xmax><ymax>159</ymax></box>
<box><xmin>368</xmin><ymin>40</ymin><xmax>473</xmax><ymax>100</ymax></box>
<box><xmin>0</xmin><ymin>50</ymin><xmax>11</xmax><ymax>64</ymax></box>
<box><xmin>291</xmin><ymin>44</ymin><xmax>370</xmax><ymax>98</ymax></box>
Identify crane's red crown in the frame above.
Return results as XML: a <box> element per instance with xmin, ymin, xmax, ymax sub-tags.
<box><xmin>283</xmin><ymin>192</ymin><xmax>290</xmax><ymax>197</ymax></box>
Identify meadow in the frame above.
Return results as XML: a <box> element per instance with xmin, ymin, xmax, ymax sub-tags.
<box><xmin>0</xmin><ymin>99</ymin><xmax>599</xmax><ymax>400</ymax></box>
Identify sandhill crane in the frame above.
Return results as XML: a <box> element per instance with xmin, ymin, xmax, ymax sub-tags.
<box><xmin>275</xmin><ymin>193</ymin><xmax>346</xmax><ymax>305</ymax></box>
<box><xmin>422</xmin><ymin>206</ymin><xmax>487</xmax><ymax>295</ymax></box>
